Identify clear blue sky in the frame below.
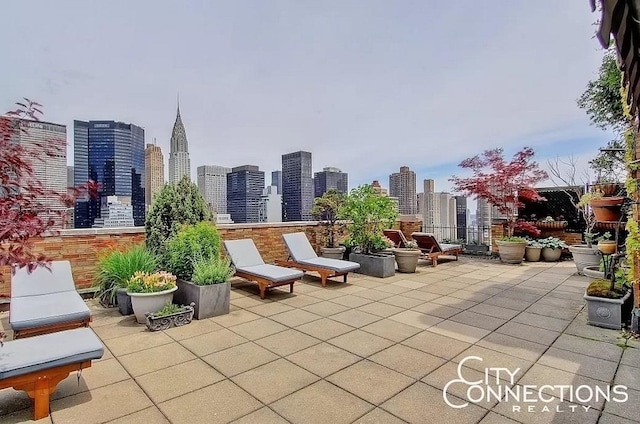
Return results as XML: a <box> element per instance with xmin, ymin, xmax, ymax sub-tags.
<box><xmin>1</xmin><ymin>0</ymin><xmax>613</xmax><ymax>200</ymax></box>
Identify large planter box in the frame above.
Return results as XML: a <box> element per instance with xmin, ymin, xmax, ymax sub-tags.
<box><xmin>116</xmin><ymin>288</ymin><xmax>134</xmax><ymax>316</ymax></box>
<box><xmin>146</xmin><ymin>303</ymin><xmax>195</xmax><ymax>331</ymax></box>
<box><xmin>349</xmin><ymin>252</ymin><xmax>395</xmax><ymax>278</ymax></box>
<box><xmin>174</xmin><ymin>279</ymin><xmax>230</xmax><ymax>319</ymax></box>
<box><xmin>464</xmin><ymin>244</ymin><xmax>490</xmax><ymax>255</ymax></box>
<box><xmin>584</xmin><ymin>290</ymin><xmax>632</xmax><ymax>330</ymax></box>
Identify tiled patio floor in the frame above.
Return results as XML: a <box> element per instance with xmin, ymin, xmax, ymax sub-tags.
<box><xmin>1</xmin><ymin>257</ymin><xmax>639</xmax><ymax>424</ymax></box>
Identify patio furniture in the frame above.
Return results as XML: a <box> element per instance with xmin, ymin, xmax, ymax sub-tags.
<box><xmin>10</xmin><ymin>261</ymin><xmax>92</xmax><ymax>339</ymax></box>
<box><xmin>411</xmin><ymin>232</ymin><xmax>462</xmax><ymax>267</ymax></box>
<box><xmin>277</xmin><ymin>232</ymin><xmax>360</xmax><ymax>287</ymax></box>
<box><xmin>383</xmin><ymin>229</ymin><xmax>409</xmax><ymax>248</ymax></box>
<box><xmin>223</xmin><ymin>239</ymin><xmax>304</xmax><ymax>299</ymax></box>
<box><xmin>0</xmin><ymin>327</ymin><xmax>104</xmax><ymax>420</ymax></box>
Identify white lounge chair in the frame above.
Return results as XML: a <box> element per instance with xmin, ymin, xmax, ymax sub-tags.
<box><xmin>223</xmin><ymin>239</ymin><xmax>304</xmax><ymax>299</ymax></box>
<box><xmin>10</xmin><ymin>261</ymin><xmax>92</xmax><ymax>339</ymax></box>
<box><xmin>277</xmin><ymin>232</ymin><xmax>360</xmax><ymax>287</ymax></box>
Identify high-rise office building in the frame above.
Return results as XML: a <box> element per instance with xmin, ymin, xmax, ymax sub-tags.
<box><xmin>389</xmin><ymin>166</ymin><xmax>417</xmax><ymax>215</ymax></box>
<box><xmin>259</xmin><ymin>185</ymin><xmax>282</xmax><ymax>223</ymax></box>
<box><xmin>422</xmin><ymin>179</ymin><xmax>435</xmax><ymax>232</ymax></box>
<box><xmin>67</xmin><ymin>166</ymin><xmax>75</xmax><ymax>189</ymax></box>
<box><xmin>7</xmin><ymin>118</ymin><xmax>67</xmax><ymax>228</ymax></box>
<box><xmin>271</xmin><ymin>170</ymin><xmax>282</xmax><ymax>195</ymax></box>
<box><xmin>282</xmin><ymin>151</ymin><xmax>313</xmax><ymax>221</ymax></box>
<box><xmin>433</xmin><ymin>192</ymin><xmax>457</xmax><ymax>241</ymax></box>
<box><xmin>475</xmin><ymin>198</ymin><xmax>492</xmax><ymax>244</ymax></box>
<box><xmin>168</xmin><ymin>103</ymin><xmax>191</xmax><ymax>184</ymax></box>
<box><xmin>145</xmin><ymin>142</ymin><xmax>165</xmax><ymax>208</ymax></box>
<box><xmin>455</xmin><ymin>195</ymin><xmax>468</xmax><ymax>241</ymax></box>
<box><xmin>314</xmin><ymin>167</ymin><xmax>348</xmax><ymax>197</ymax></box>
<box><xmin>371</xmin><ymin>180</ymin><xmax>388</xmax><ymax>196</ymax></box>
<box><xmin>198</xmin><ymin>165</ymin><xmax>231</xmax><ymax>214</ymax></box>
<box><xmin>227</xmin><ymin>165</ymin><xmax>265</xmax><ymax>223</ymax></box>
<box><xmin>74</xmin><ymin>120</ymin><xmax>145</xmax><ymax>227</ymax></box>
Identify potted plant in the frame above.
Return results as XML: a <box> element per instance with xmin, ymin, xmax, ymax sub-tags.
<box><xmin>341</xmin><ymin>184</ymin><xmax>398</xmax><ymax>278</ymax></box>
<box><xmin>537</xmin><ymin>237</ymin><xmax>567</xmax><ymax>262</ymax></box>
<box><xmin>127</xmin><ymin>271</ymin><xmax>178</xmax><ymax>324</ymax></box>
<box><xmin>589</xmin><ymin>191</ymin><xmax>625</xmax><ymax>223</ymax></box>
<box><xmin>535</xmin><ymin>216</ymin><xmax>568</xmax><ymax>230</ymax></box>
<box><xmin>524</xmin><ymin>240</ymin><xmax>542</xmax><ymax>262</ymax></box>
<box><xmin>597</xmin><ymin>232</ymin><xmax>616</xmax><ymax>255</ymax></box>
<box><xmin>311</xmin><ymin>189</ymin><xmax>346</xmax><ymax>259</ymax></box>
<box><xmin>464</xmin><ymin>240</ymin><xmax>490</xmax><ymax>255</ymax></box>
<box><xmin>584</xmin><ymin>266</ymin><xmax>632</xmax><ymax>329</ymax></box>
<box><xmin>568</xmin><ymin>193</ymin><xmax>601</xmax><ymax>275</ymax></box>
<box><xmin>393</xmin><ymin>240</ymin><xmax>421</xmax><ymax>273</ymax></box>
<box><xmin>451</xmin><ymin>147</ymin><xmax>548</xmax><ymax>265</ymax></box>
<box><xmin>146</xmin><ymin>302</ymin><xmax>195</xmax><ymax>331</ymax></box>
<box><xmin>94</xmin><ymin>244</ymin><xmax>157</xmax><ymax>315</ymax></box>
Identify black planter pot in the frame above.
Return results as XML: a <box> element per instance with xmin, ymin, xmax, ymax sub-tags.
<box><xmin>117</xmin><ymin>288</ymin><xmax>134</xmax><ymax>316</ymax></box>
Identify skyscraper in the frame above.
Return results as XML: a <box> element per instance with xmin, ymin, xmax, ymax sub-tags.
<box><xmin>259</xmin><ymin>185</ymin><xmax>282</xmax><ymax>223</ymax></box>
<box><xmin>168</xmin><ymin>102</ymin><xmax>191</xmax><ymax>184</ymax></box>
<box><xmin>433</xmin><ymin>192</ymin><xmax>457</xmax><ymax>241</ymax></box>
<box><xmin>74</xmin><ymin>120</ymin><xmax>145</xmax><ymax>227</ymax></box>
<box><xmin>313</xmin><ymin>167</ymin><xmax>348</xmax><ymax>197</ymax></box>
<box><xmin>389</xmin><ymin>166</ymin><xmax>417</xmax><ymax>215</ymax></box>
<box><xmin>282</xmin><ymin>151</ymin><xmax>313</xmax><ymax>221</ymax></box>
<box><xmin>271</xmin><ymin>170</ymin><xmax>282</xmax><ymax>195</ymax></box>
<box><xmin>455</xmin><ymin>195</ymin><xmax>468</xmax><ymax>241</ymax></box>
<box><xmin>422</xmin><ymin>179</ymin><xmax>435</xmax><ymax>232</ymax></box>
<box><xmin>145</xmin><ymin>142</ymin><xmax>165</xmax><ymax>208</ymax></box>
<box><xmin>198</xmin><ymin>165</ymin><xmax>231</xmax><ymax>214</ymax></box>
<box><xmin>227</xmin><ymin>165</ymin><xmax>265</xmax><ymax>223</ymax></box>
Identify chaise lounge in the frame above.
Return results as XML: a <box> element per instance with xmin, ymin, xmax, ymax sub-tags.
<box><xmin>10</xmin><ymin>261</ymin><xmax>92</xmax><ymax>339</ymax></box>
<box><xmin>411</xmin><ymin>232</ymin><xmax>462</xmax><ymax>266</ymax></box>
<box><xmin>383</xmin><ymin>229</ymin><xmax>409</xmax><ymax>248</ymax></box>
<box><xmin>0</xmin><ymin>327</ymin><xmax>104</xmax><ymax>420</ymax></box>
<box><xmin>224</xmin><ymin>239</ymin><xmax>304</xmax><ymax>299</ymax></box>
<box><xmin>277</xmin><ymin>232</ymin><xmax>360</xmax><ymax>287</ymax></box>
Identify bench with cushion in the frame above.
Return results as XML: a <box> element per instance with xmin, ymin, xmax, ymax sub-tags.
<box><xmin>10</xmin><ymin>261</ymin><xmax>92</xmax><ymax>339</ymax></box>
<box><xmin>0</xmin><ymin>328</ymin><xmax>104</xmax><ymax>420</ymax></box>
<box><xmin>411</xmin><ymin>232</ymin><xmax>462</xmax><ymax>266</ymax></box>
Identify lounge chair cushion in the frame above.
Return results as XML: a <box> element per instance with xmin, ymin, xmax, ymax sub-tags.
<box><xmin>10</xmin><ymin>292</ymin><xmax>91</xmax><ymax>331</ymax></box>
<box><xmin>440</xmin><ymin>243</ymin><xmax>462</xmax><ymax>252</ymax></box>
<box><xmin>298</xmin><ymin>257</ymin><xmax>360</xmax><ymax>273</ymax></box>
<box><xmin>237</xmin><ymin>264</ymin><xmax>304</xmax><ymax>283</ymax></box>
<box><xmin>282</xmin><ymin>233</ymin><xmax>318</xmax><ymax>261</ymax></box>
<box><xmin>224</xmin><ymin>239</ymin><xmax>266</xmax><ymax>268</ymax></box>
<box><xmin>11</xmin><ymin>261</ymin><xmax>75</xmax><ymax>298</ymax></box>
<box><xmin>0</xmin><ymin>328</ymin><xmax>104</xmax><ymax>379</ymax></box>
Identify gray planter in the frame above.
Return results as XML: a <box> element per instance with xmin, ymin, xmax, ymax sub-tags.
<box><xmin>496</xmin><ymin>241</ymin><xmax>526</xmax><ymax>264</ymax></box>
<box><xmin>349</xmin><ymin>252</ymin><xmax>395</xmax><ymax>278</ymax></box>
<box><xmin>524</xmin><ymin>246</ymin><xmax>541</xmax><ymax>262</ymax></box>
<box><xmin>393</xmin><ymin>249</ymin><xmax>421</xmax><ymax>273</ymax></box>
<box><xmin>320</xmin><ymin>246</ymin><xmax>346</xmax><ymax>260</ymax></box>
<box><xmin>569</xmin><ymin>245</ymin><xmax>599</xmax><ymax>275</ymax></box>
<box><xmin>584</xmin><ymin>290</ymin><xmax>632</xmax><ymax>330</ymax></box>
<box><xmin>174</xmin><ymin>279</ymin><xmax>230</xmax><ymax>319</ymax></box>
<box><xmin>582</xmin><ymin>266</ymin><xmax>604</xmax><ymax>279</ymax></box>
<box><xmin>146</xmin><ymin>303</ymin><xmax>195</xmax><ymax>331</ymax></box>
<box><xmin>541</xmin><ymin>247</ymin><xmax>562</xmax><ymax>262</ymax></box>
<box><xmin>464</xmin><ymin>244</ymin><xmax>490</xmax><ymax>255</ymax></box>
<box><xmin>116</xmin><ymin>288</ymin><xmax>134</xmax><ymax>316</ymax></box>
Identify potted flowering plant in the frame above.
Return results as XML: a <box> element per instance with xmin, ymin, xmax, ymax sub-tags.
<box><xmin>146</xmin><ymin>302</ymin><xmax>196</xmax><ymax>331</ymax></box>
<box><xmin>393</xmin><ymin>239</ymin><xmax>421</xmax><ymax>273</ymax></box>
<box><xmin>127</xmin><ymin>271</ymin><xmax>178</xmax><ymax>324</ymax></box>
<box><xmin>537</xmin><ymin>237</ymin><xmax>567</xmax><ymax>262</ymax></box>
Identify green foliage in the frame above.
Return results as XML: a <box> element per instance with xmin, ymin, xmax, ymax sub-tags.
<box><xmin>145</xmin><ymin>176</ymin><xmax>212</xmax><ymax>259</ymax></box>
<box><xmin>586</xmin><ymin>278</ymin><xmax>628</xmax><ymax>299</ymax></box>
<box><xmin>526</xmin><ymin>239</ymin><xmax>542</xmax><ymax>248</ymax></box>
<box><xmin>625</xmin><ymin>218</ymin><xmax>640</xmax><ymax>282</ymax></box>
<box><xmin>153</xmin><ymin>303</ymin><xmax>184</xmax><ymax>317</ymax></box>
<box><xmin>536</xmin><ymin>237</ymin><xmax>568</xmax><ymax>250</ymax></box>
<box><xmin>126</xmin><ymin>271</ymin><xmax>177</xmax><ymax>293</ymax></box>
<box><xmin>341</xmin><ymin>185</ymin><xmax>398</xmax><ymax>254</ymax></box>
<box><xmin>191</xmin><ymin>256</ymin><xmax>233</xmax><ymax>285</ymax></box>
<box><xmin>312</xmin><ymin>189</ymin><xmax>346</xmax><ymax>247</ymax></box>
<box><xmin>164</xmin><ymin>222</ymin><xmax>222</xmax><ymax>281</ymax></box>
<box><xmin>498</xmin><ymin>236</ymin><xmax>527</xmax><ymax>243</ymax></box>
<box><xmin>94</xmin><ymin>244</ymin><xmax>157</xmax><ymax>305</ymax></box>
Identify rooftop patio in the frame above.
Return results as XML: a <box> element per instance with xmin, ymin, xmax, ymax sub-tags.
<box><xmin>1</xmin><ymin>257</ymin><xmax>638</xmax><ymax>424</ymax></box>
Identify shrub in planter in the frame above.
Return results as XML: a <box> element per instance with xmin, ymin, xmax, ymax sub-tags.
<box><xmin>146</xmin><ymin>302</ymin><xmax>195</xmax><ymax>331</ymax></box>
<box><xmin>584</xmin><ymin>277</ymin><xmax>632</xmax><ymax>329</ymax></box>
<box><xmin>127</xmin><ymin>271</ymin><xmax>178</xmax><ymax>324</ymax></box>
<box><xmin>537</xmin><ymin>237</ymin><xmax>567</xmax><ymax>262</ymax></box>
<box><xmin>311</xmin><ymin>189</ymin><xmax>347</xmax><ymax>259</ymax></box>
<box><xmin>164</xmin><ymin>222</ymin><xmax>222</xmax><ymax>281</ymax></box>
<box><xmin>524</xmin><ymin>240</ymin><xmax>542</xmax><ymax>262</ymax></box>
<box><xmin>175</xmin><ymin>256</ymin><xmax>234</xmax><ymax>319</ymax></box>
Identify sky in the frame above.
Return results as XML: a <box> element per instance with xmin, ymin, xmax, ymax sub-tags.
<box><xmin>0</xmin><ymin>0</ymin><xmax>615</xmax><ymax>206</ymax></box>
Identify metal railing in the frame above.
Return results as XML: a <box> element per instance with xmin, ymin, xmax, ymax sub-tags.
<box><xmin>420</xmin><ymin>225</ymin><xmax>493</xmax><ymax>246</ymax></box>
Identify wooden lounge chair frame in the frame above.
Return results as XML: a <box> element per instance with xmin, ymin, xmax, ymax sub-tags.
<box><xmin>13</xmin><ymin>317</ymin><xmax>92</xmax><ymax>339</ymax></box>
<box><xmin>383</xmin><ymin>229</ymin><xmax>409</xmax><ymax>248</ymax></box>
<box><xmin>411</xmin><ymin>232</ymin><xmax>462</xmax><ymax>267</ymax></box>
<box><xmin>233</xmin><ymin>270</ymin><xmax>296</xmax><ymax>299</ymax></box>
<box><xmin>275</xmin><ymin>259</ymin><xmax>349</xmax><ymax>287</ymax></box>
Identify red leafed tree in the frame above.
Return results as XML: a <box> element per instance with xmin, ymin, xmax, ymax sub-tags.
<box><xmin>450</xmin><ymin>147</ymin><xmax>548</xmax><ymax>238</ymax></box>
<box><xmin>0</xmin><ymin>99</ymin><xmax>98</xmax><ymax>274</ymax></box>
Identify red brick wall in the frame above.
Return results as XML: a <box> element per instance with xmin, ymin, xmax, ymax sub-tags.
<box><xmin>490</xmin><ymin>223</ymin><xmax>582</xmax><ymax>253</ymax></box>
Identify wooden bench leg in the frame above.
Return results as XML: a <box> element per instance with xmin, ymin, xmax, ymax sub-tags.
<box><xmin>320</xmin><ymin>272</ymin><xmax>328</xmax><ymax>287</ymax></box>
<box><xmin>33</xmin><ymin>378</ymin><xmax>50</xmax><ymax>420</ymax></box>
<box><xmin>343</xmin><ymin>274</ymin><xmax>347</xmax><ymax>283</ymax></box>
<box><xmin>259</xmin><ymin>284</ymin><xmax>267</xmax><ymax>299</ymax></box>
<box><xmin>289</xmin><ymin>283</ymin><xmax>294</xmax><ymax>293</ymax></box>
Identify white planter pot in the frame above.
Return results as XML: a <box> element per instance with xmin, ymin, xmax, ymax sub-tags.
<box><xmin>393</xmin><ymin>249</ymin><xmax>421</xmax><ymax>273</ymax></box>
<box><xmin>568</xmin><ymin>245</ymin><xmax>599</xmax><ymax>275</ymax></box>
<box><xmin>541</xmin><ymin>247</ymin><xmax>562</xmax><ymax>262</ymax></box>
<box><xmin>496</xmin><ymin>241</ymin><xmax>526</xmax><ymax>264</ymax></box>
<box><xmin>320</xmin><ymin>246</ymin><xmax>346</xmax><ymax>260</ymax></box>
<box><xmin>584</xmin><ymin>289</ymin><xmax>632</xmax><ymax>330</ymax></box>
<box><xmin>128</xmin><ymin>286</ymin><xmax>178</xmax><ymax>324</ymax></box>
<box><xmin>524</xmin><ymin>246</ymin><xmax>541</xmax><ymax>262</ymax></box>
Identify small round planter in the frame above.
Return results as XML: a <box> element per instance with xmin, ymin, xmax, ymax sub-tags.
<box><xmin>589</xmin><ymin>197</ymin><xmax>624</xmax><ymax>222</ymax></box>
<box><xmin>582</xmin><ymin>266</ymin><xmax>605</xmax><ymax>279</ymax></box>
<box><xmin>320</xmin><ymin>246</ymin><xmax>346</xmax><ymax>260</ymax></box>
<box><xmin>524</xmin><ymin>246</ymin><xmax>542</xmax><ymax>262</ymax></box>
<box><xmin>597</xmin><ymin>240</ymin><xmax>617</xmax><ymax>255</ymax></box>
<box><xmin>541</xmin><ymin>247</ymin><xmax>562</xmax><ymax>262</ymax></box>
<box><xmin>568</xmin><ymin>244</ymin><xmax>600</xmax><ymax>275</ymax></box>
<box><xmin>496</xmin><ymin>240</ymin><xmax>526</xmax><ymax>264</ymax></box>
<box><xmin>393</xmin><ymin>248</ymin><xmax>421</xmax><ymax>273</ymax></box>
<box><xmin>129</xmin><ymin>286</ymin><xmax>178</xmax><ymax>324</ymax></box>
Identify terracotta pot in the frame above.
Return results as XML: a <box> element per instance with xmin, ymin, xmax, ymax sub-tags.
<box><xmin>590</xmin><ymin>197</ymin><xmax>624</xmax><ymax>222</ymax></box>
<box><xmin>592</xmin><ymin>183</ymin><xmax>619</xmax><ymax>197</ymax></box>
<box><xmin>393</xmin><ymin>248</ymin><xmax>421</xmax><ymax>273</ymax></box>
<box><xmin>534</xmin><ymin>221</ymin><xmax>568</xmax><ymax>230</ymax></box>
<box><xmin>597</xmin><ymin>240</ymin><xmax>617</xmax><ymax>255</ymax></box>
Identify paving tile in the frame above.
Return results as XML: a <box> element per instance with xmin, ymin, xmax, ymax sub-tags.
<box><xmin>375</xmin><ymin>284</ymin><xmax>413</xmax><ymax>294</ymax></box>
<box><xmin>449</xmin><ymin>310</ymin><xmax>507</xmax><ymax>331</ymax></box>
<box><xmin>286</xmin><ymin>341</ymin><xmax>361</xmax><ymax>377</ymax></box>
<box><xmin>402</xmin><ymin>289</ymin><xmax>442</xmax><ymax>302</ymax></box>
<box><xmin>231</xmin><ymin>295</ymin><xmax>270</xmax><ymax>309</ymax></box>
<box><xmin>360</xmin><ymin>319</ymin><xmax>422</xmax><ymax>343</ymax></box>
<box><xmin>355</xmin><ymin>289</ymin><xmax>395</xmax><ymax>301</ymax></box>
<box><xmin>381</xmin><ymin>382</ymin><xmax>486</xmax><ymax>424</ymax></box>
<box><xmin>278</xmin><ymin>293</ymin><xmax>323</xmax><ymax>308</ymax></box>
<box><xmin>469</xmin><ymin>303</ymin><xmax>521</xmax><ymax>320</ymax></box>
<box><xmin>369</xmin><ymin>344</ymin><xmax>446</xmax><ymax>379</ymax></box>
<box><xmin>478</xmin><ymin>412</ymin><xmax>521</xmax><ymax>424</ymax></box>
<box><xmin>598</xmin><ymin>412</ymin><xmax>639</xmax><ymax>424</ymax></box>
<box><xmin>621</xmin><ymin>347</ymin><xmax>640</xmax><ymax>367</ymax></box>
<box><xmin>307</xmin><ymin>287</ymin><xmax>348</xmax><ymax>300</ymax></box>
<box><xmin>604</xmin><ymin>387</ymin><xmax>640</xmax><ymax>424</ymax></box>
<box><xmin>537</xmin><ymin>347</ymin><xmax>618</xmax><ymax>382</ymax></box>
<box><xmin>50</xmin><ymin>380</ymin><xmax>152</xmax><ymax>424</ymax></box>
<box><xmin>52</xmin><ymin>357</ymin><xmax>130</xmax><ymax>400</ymax></box>
<box><xmin>327</xmin><ymin>360</ymin><xmax>414</xmax><ymax>405</ymax></box>
<box><xmin>231</xmin><ymin>358</ymin><xmax>319</xmax><ymax>404</ymax></box>
<box><xmin>330</xmin><ymin>309</ymin><xmax>382</xmax><ymax>328</ymax></box>
<box><xmin>92</xmin><ymin>317</ymin><xmax>145</xmax><ymax>340</ymax></box>
<box><xmin>228</xmin><ymin>317</ymin><xmax>288</xmax><ymax>340</ymax></box>
<box><xmin>0</xmin><ymin>387</ymin><xmax>32</xmax><ymax>416</ymax></box>
<box><xmin>429</xmin><ymin>295</ymin><xmax>478</xmax><ymax>309</ymax></box>
<box><xmin>246</xmin><ymin>302</ymin><xmax>295</xmax><ymax>317</ymax></box>
<box><xmin>451</xmin><ymin>345</ymin><xmax>534</xmax><ymax>381</ymax></box>
<box><xmin>254</xmin><ymin>328</ymin><xmax>321</xmax><ymax>356</ymax></box>
<box><xmin>103</xmin><ymin>330</ymin><xmax>174</xmax><ymax>356</ymax></box>
<box><xmin>476</xmin><ymin>333</ymin><xmax>547</xmax><ymax>362</ymax></box>
<box><xmin>179</xmin><ymin>328</ymin><xmax>248</xmax><ymax>356</ymax></box>
<box><xmin>108</xmin><ymin>407</ymin><xmax>170</xmax><ymax>424</ymax></box>
<box><xmin>135</xmin><ymin>359</ymin><xmax>225</xmax><ymax>403</ymax></box>
<box><xmin>449</xmin><ymin>289</ymin><xmax>492</xmax><ymax>303</ymax></box>
<box><xmin>0</xmin><ymin>408</ymin><xmax>53</xmax><ymax>424</ymax></box>
<box><xmin>410</xmin><ymin>302</ymin><xmax>462</xmax><ymax>318</ymax></box>
<box><xmin>119</xmin><ymin>342</ymin><xmax>196</xmax><ymax>376</ymax></box>
<box><xmin>269</xmin><ymin>308</ymin><xmax>322</xmax><ymax>327</ymax></box>
<box><xmin>302</xmin><ymin>300</ymin><xmax>350</xmax><ymax>317</ymax></box>
<box><xmin>551</xmin><ymin>334</ymin><xmax>623</xmax><ymax>362</ymax></box>
<box><xmin>427</xmin><ymin>320</ymin><xmax>491</xmax><ymax>344</ymax></box>
<box><xmin>202</xmin><ymin>342</ymin><xmax>279</xmax><ymax>377</ymax></box>
<box><xmin>231</xmin><ymin>407</ymin><xmax>289</xmax><ymax>423</ymax></box>
<box><xmin>353</xmin><ymin>408</ymin><xmax>407</xmax><ymax>424</ymax></box>
<box><xmin>511</xmin><ymin>311</ymin><xmax>571</xmax><ymax>332</ymax></box>
<box><xmin>296</xmin><ymin>318</ymin><xmax>355</xmax><ymax>340</ymax></box>
<box><xmin>402</xmin><ymin>331</ymin><xmax>471</xmax><ymax>360</ymax></box>
<box><xmin>379</xmin><ymin>294</ymin><xmax>425</xmax><ymax>309</ymax></box>
<box><xmin>272</xmin><ymin>380</ymin><xmax>373</xmax><ymax>424</ymax></box>
<box><xmin>418</xmin><ymin>284</ymin><xmax>460</xmax><ymax>296</ymax></box>
<box><xmin>495</xmin><ymin>321</ymin><xmax>560</xmax><ymax>346</ymax></box>
<box><xmin>328</xmin><ymin>329</ymin><xmax>394</xmax><ymax>357</ymax></box>
<box><xmin>483</xmin><ymin>295</ymin><xmax>533</xmax><ymax>311</ymax></box>
<box><xmin>163</xmin><ymin>318</ymin><xmax>223</xmax><ymax>341</ymax></box>
<box><xmin>356</xmin><ymin>301</ymin><xmax>405</xmax><ymax>318</ymax></box>
<box><xmin>525</xmin><ymin>302</ymin><xmax>581</xmax><ymax>321</ymax></box>
<box><xmin>210</xmin><ymin>309</ymin><xmax>262</xmax><ymax>327</ymax></box>
<box><xmin>389</xmin><ymin>310</ymin><xmax>443</xmax><ymax>330</ymax></box>
<box><xmin>331</xmin><ymin>294</ymin><xmax>374</xmax><ymax>308</ymax></box>
<box><xmin>392</xmin><ymin>279</ymin><xmax>427</xmax><ymax>289</ymax></box>
<box><xmin>158</xmin><ymin>380</ymin><xmax>262</xmax><ymax>424</ymax></box>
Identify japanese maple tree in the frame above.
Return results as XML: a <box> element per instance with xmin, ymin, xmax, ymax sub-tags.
<box><xmin>450</xmin><ymin>147</ymin><xmax>548</xmax><ymax>238</ymax></box>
